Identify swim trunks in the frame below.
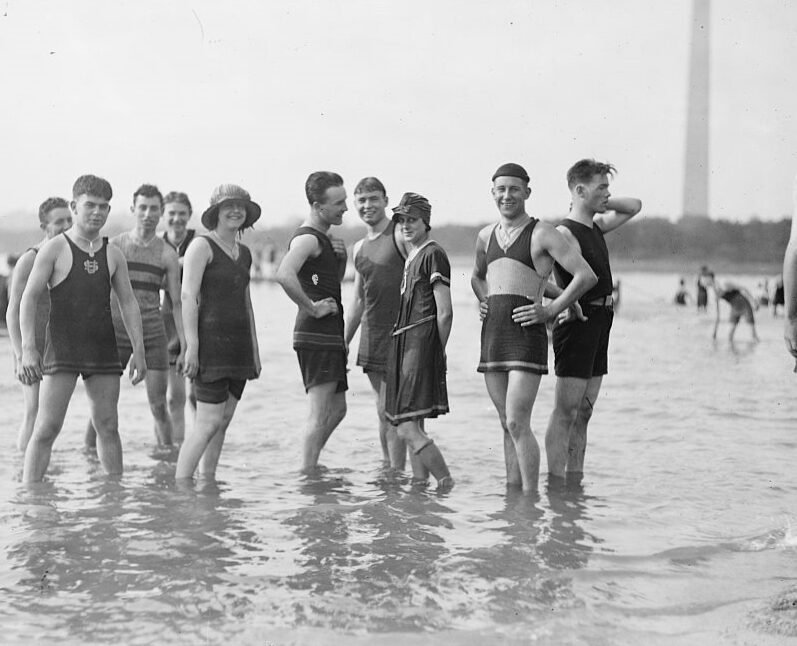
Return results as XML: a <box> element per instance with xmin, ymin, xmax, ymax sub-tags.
<box><xmin>553</xmin><ymin>305</ymin><xmax>613</xmax><ymax>379</ymax></box>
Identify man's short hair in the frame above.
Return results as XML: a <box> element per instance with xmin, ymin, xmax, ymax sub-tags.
<box><xmin>73</xmin><ymin>175</ymin><xmax>112</xmax><ymax>201</ymax></box>
<box><xmin>354</xmin><ymin>177</ymin><xmax>386</xmax><ymax>197</ymax></box>
<box><xmin>566</xmin><ymin>159</ymin><xmax>616</xmax><ymax>190</ymax></box>
<box><xmin>305</xmin><ymin>171</ymin><xmax>344</xmax><ymax>205</ymax></box>
<box><xmin>38</xmin><ymin>197</ymin><xmax>69</xmax><ymax>225</ymax></box>
<box><xmin>163</xmin><ymin>191</ymin><xmax>192</xmax><ymax>214</ymax></box>
<box><xmin>133</xmin><ymin>184</ymin><xmax>164</xmax><ymax>208</ymax></box>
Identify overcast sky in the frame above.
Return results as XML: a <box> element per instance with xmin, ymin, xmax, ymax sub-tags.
<box><xmin>1</xmin><ymin>0</ymin><xmax>795</xmax><ymax>229</ymax></box>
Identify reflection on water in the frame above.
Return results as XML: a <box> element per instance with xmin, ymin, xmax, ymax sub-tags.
<box><xmin>0</xmin><ymin>270</ymin><xmax>795</xmax><ymax>643</ymax></box>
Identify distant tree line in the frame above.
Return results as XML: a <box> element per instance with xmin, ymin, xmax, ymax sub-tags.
<box><xmin>1</xmin><ymin>214</ymin><xmax>790</xmax><ymax>270</ymax></box>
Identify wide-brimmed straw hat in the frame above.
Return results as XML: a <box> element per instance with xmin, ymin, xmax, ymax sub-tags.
<box><xmin>201</xmin><ymin>184</ymin><xmax>261</xmax><ymax>230</ymax></box>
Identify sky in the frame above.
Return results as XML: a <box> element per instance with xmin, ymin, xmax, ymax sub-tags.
<box><xmin>1</xmin><ymin>0</ymin><xmax>795</xmax><ymax>230</ymax></box>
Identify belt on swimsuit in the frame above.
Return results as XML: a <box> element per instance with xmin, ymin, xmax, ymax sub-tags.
<box><xmin>392</xmin><ymin>315</ymin><xmax>436</xmax><ymax>337</ymax></box>
<box><xmin>586</xmin><ymin>295</ymin><xmax>613</xmax><ymax>307</ymax></box>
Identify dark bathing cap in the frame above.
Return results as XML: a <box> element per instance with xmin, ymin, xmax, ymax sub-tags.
<box><xmin>492</xmin><ymin>163</ymin><xmax>530</xmax><ymax>183</ymax></box>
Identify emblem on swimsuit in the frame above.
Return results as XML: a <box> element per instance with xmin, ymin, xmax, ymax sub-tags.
<box><xmin>84</xmin><ymin>259</ymin><xmax>99</xmax><ymax>275</ymax></box>
<box><xmin>312</xmin><ymin>273</ymin><xmax>319</xmax><ymax>285</ymax></box>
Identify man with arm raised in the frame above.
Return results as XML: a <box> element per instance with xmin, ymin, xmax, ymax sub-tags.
<box><xmin>545</xmin><ymin>159</ymin><xmax>642</xmax><ymax>484</ymax></box>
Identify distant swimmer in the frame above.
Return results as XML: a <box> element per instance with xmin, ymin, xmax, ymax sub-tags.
<box><xmin>176</xmin><ymin>184</ymin><xmax>261</xmax><ymax>480</ymax></box>
<box><xmin>161</xmin><ymin>191</ymin><xmax>197</xmax><ymax>443</ymax></box>
<box><xmin>545</xmin><ymin>159</ymin><xmax>642</xmax><ymax>483</ymax></box>
<box><xmin>385</xmin><ymin>193</ymin><xmax>453</xmax><ymax>489</ymax></box>
<box><xmin>471</xmin><ymin>163</ymin><xmax>596</xmax><ymax>493</ymax></box>
<box><xmin>344</xmin><ymin>177</ymin><xmax>409</xmax><ymax>469</ymax></box>
<box><xmin>276</xmin><ymin>172</ymin><xmax>349</xmax><ymax>473</ymax></box>
<box><xmin>674</xmin><ymin>278</ymin><xmax>691</xmax><ymax>306</ymax></box>
<box><xmin>697</xmin><ymin>265</ymin><xmax>711</xmax><ymax>312</ymax></box>
<box><xmin>5</xmin><ymin>197</ymin><xmax>72</xmax><ymax>451</ymax></box>
<box><xmin>85</xmin><ymin>184</ymin><xmax>186</xmax><ymax>450</ymax></box>
<box><xmin>782</xmin><ymin>171</ymin><xmax>797</xmax><ymax>359</ymax></box>
<box><xmin>755</xmin><ymin>279</ymin><xmax>770</xmax><ymax>309</ymax></box>
<box><xmin>707</xmin><ymin>276</ymin><xmax>759</xmax><ymax>342</ymax></box>
<box><xmin>773</xmin><ymin>275</ymin><xmax>785</xmax><ymax>317</ymax></box>
<box><xmin>19</xmin><ymin>175</ymin><xmax>146</xmax><ymax>482</ymax></box>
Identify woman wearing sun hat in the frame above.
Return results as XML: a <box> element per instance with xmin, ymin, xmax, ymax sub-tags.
<box><xmin>175</xmin><ymin>184</ymin><xmax>261</xmax><ymax>480</ymax></box>
<box><xmin>384</xmin><ymin>192</ymin><xmax>453</xmax><ymax>489</ymax></box>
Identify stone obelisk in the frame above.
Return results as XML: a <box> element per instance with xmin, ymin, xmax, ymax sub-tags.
<box><xmin>683</xmin><ymin>0</ymin><xmax>710</xmax><ymax>217</ymax></box>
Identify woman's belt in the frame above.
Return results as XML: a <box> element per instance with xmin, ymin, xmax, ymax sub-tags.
<box><xmin>392</xmin><ymin>315</ymin><xmax>436</xmax><ymax>336</ymax></box>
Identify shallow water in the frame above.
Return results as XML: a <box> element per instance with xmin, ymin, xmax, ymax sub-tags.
<box><xmin>0</xmin><ymin>266</ymin><xmax>795</xmax><ymax>645</ymax></box>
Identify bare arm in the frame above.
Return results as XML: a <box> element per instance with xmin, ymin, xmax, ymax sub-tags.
<box><xmin>163</xmin><ymin>246</ymin><xmax>186</xmax><ymax>371</ymax></box>
<box><xmin>108</xmin><ymin>246</ymin><xmax>146</xmax><ymax>385</ymax></box>
<box><xmin>275</xmin><ymin>234</ymin><xmax>338</xmax><ymax>319</ymax></box>
<box><xmin>784</xmin><ymin>173</ymin><xmax>797</xmax><ymax>357</ymax></box>
<box><xmin>344</xmin><ymin>240</ymin><xmax>365</xmax><ymax>347</ymax></box>
<box><xmin>328</xmin><ymin>234</ymin><xmax>348</xmax><ymax>281</ymax></box>
<box><xmin>245</xmin><ymin>285</ymin><xmax>261</xmax><ymax>377</ymax></box>
<box><xmin>6</xmin><ymin>250</ymin><xmax>36</xmax><ymax>371</ymax></box>
<box><xmin>511</xmin><ymin>225</ymin><xmax>597</xmax><ymax>326</ymax></box>
<box><xmin>594</xmin><ymin>197</ymin><xmax>643</xmax><ymax>234</ymax></box>
<box><xmin>539</xmin><ymin>226</ymin><xmax>597</xmax><ymax>319</ymax></box>
<box><xmin>432</xmin><ymin>281</ymin><xmax>453</xmax><ymax>350</ymax></box>
<box><xmin>18</xmin><ymin>241</ymin><xmax>61</xmax><ymax>383</ymax></box>
<box><xmin>470</xmin><ymin>226</ymin><xmax>491</xmax><ymax>321</ymax></box>
<box><xmin>180</xmin><ymin>238</ymin><xmax>211</xmax><ymax>379</ymax></box>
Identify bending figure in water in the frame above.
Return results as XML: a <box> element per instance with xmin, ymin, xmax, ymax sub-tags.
<box><xmin>707</xmin><ymin>275</ymin><xmax>759</xmax><ymax>342</ymax></box>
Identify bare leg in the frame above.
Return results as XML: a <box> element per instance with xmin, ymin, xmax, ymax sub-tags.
<box><xmin>397</xmin><ymin>420</ymin><xmax>451</xmax><ymax>485</ymax></box>
<box><xmin>144</xmin><ymin>369</ymin><xmax>174</xmax><ymax>446</ymax></box>
<box><xmin>545</xmin><ymin>376</ymin><xmax>589</xmax><ymax>479</ymax></box>
<box><xmin>16</xmin><ymin>381</ymin><xmax>40</xmax><ymax>452</ymax></box>
<box><xmin>83</xmin><ymin>374</ymin><xmax>124</xmax><ymax>476</ymax></box>
<box><xmin>565</xmin><ymin>376</ymin><xmax>602</xmax><ymax>474</ymax></box>
<box><xmin>23</xmin><ymin>372</ymin><xmax>78</xmax><ymax>482</ymax></box>
<box><xmin>483</xmin><ymin>372</ymin><xmax>521</xmax><ymax>487</ymax></box>
<box><xmin>176</xmin><ymin>396</ymin><xmax>237</xmax><ymax>480</ymax></box>
<box><xmin>302</xmin><ymin>383</ymin><xmax>346</xmax><ymax>472</ymax></box>
<box><xmin>486</xmin><ymin>371</ymin><xmax>542</xmax><ymax>493</ymax></box>
<box><xmin>367</xmin><ymin>372</ymin><xmax>407</xmax><ymax>470</ymax></box>
<box><xmin>199</xmin><ymin>397</ymin><xmax>238</xmax><ymax>477</ymax></box>
<box><xmin>84</xmin><ymin>419</ymin><xmax>97</xmax><ymax>448</ymax></box>
<box><xmin>166</xmin><ymin>364</ymin><xmax>187</xmax><ymax>444</ymax></box>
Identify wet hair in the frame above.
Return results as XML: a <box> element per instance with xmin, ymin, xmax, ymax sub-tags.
<box><xmin>38</xmin><ymin>197</ymin><xmax>69</xmax><ymax>225</ymax></box>
<box><xmin>354</xmin><ymin>177</ymin><xmax>387</xmax><ymax>198</ymax></box>
<box><xmin>163</xmin><ymin>191</ymin><xmax>192</xmax><ymax>215</ymax></box>
<box><xmin>566</xmin><ymin>159</ymin><xmax>616</xmax><ymax>190</ymax></box>
<box><xmin>305</xmin><ymin>171</ymin><xmax>344</xmax><ymax>205</ymax></box>
<box><xmin>133</xmin><ymin>184</ymin><xmax>164</xmax><ymax>208</ymax></box>
<box><xmin>72</xmin><ymin>174</ymin><xmax>112</xmax><ymax>200</ymax></box>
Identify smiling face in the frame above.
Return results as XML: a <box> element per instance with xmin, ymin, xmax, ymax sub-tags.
<box><xmin>132</xmin><ymin>195</ymin><xmax>163</xmax><ymax>234</ymax></box>
<box><xmin>217</xmin><ymin>200</ymin><xmax>248</xmax><ymax>231</ymax></box>
<box><xmin>71</xmin><ymin>194</ymin><xmax>111</xmax><ymax>236</ymax></box>
<box><xmin>354</xmin><ymin>190</ymin><xmax>388</xmax><ymax>227</ymax></box>
<box><xmin>318</xmin><ymin>185</ymin><xmax>348</xmax><ymax>226</ymax></box>
<box><xmin>164</xmin><ymin>201</ymin><xmax>191</xmax><ymax>237</ymax></box>
<box><xmin>491</xmin><ymin>176</ymin><xmax>530</xmax><ymax>220</ymax></box>
<box><xmin>42</xmin><ymin>206</ymin><xmax>73</xmax><ymax>239</ymax></box>
<box><xmin>395</xmin><ymin>213</ymin><xmax>428</xmax><ymax>246</ymax></box>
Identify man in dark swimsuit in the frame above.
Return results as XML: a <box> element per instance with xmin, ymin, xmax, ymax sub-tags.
<box><xmin>344</xmin><ymin>176</ymin><xmax>409</xmax><ymax>469</ymax></box>
<box><xmin>471</xmin><ymin>163</ymin><xmax>597</xmax><ymax>493</ymax></box>
<box><xmin>18</xmin><ymin>174</ymin><xmax>146</xmax><ymax>482</ymax></box>
<box><xmin>545</xmin><ymin>159</ymin><xmax>642</xmax><ymax>483</ymax></box>
<box><xmin>277</xmin><ymin>171</ymin><xmax>349</xmax><ymax>473</ymax></box>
